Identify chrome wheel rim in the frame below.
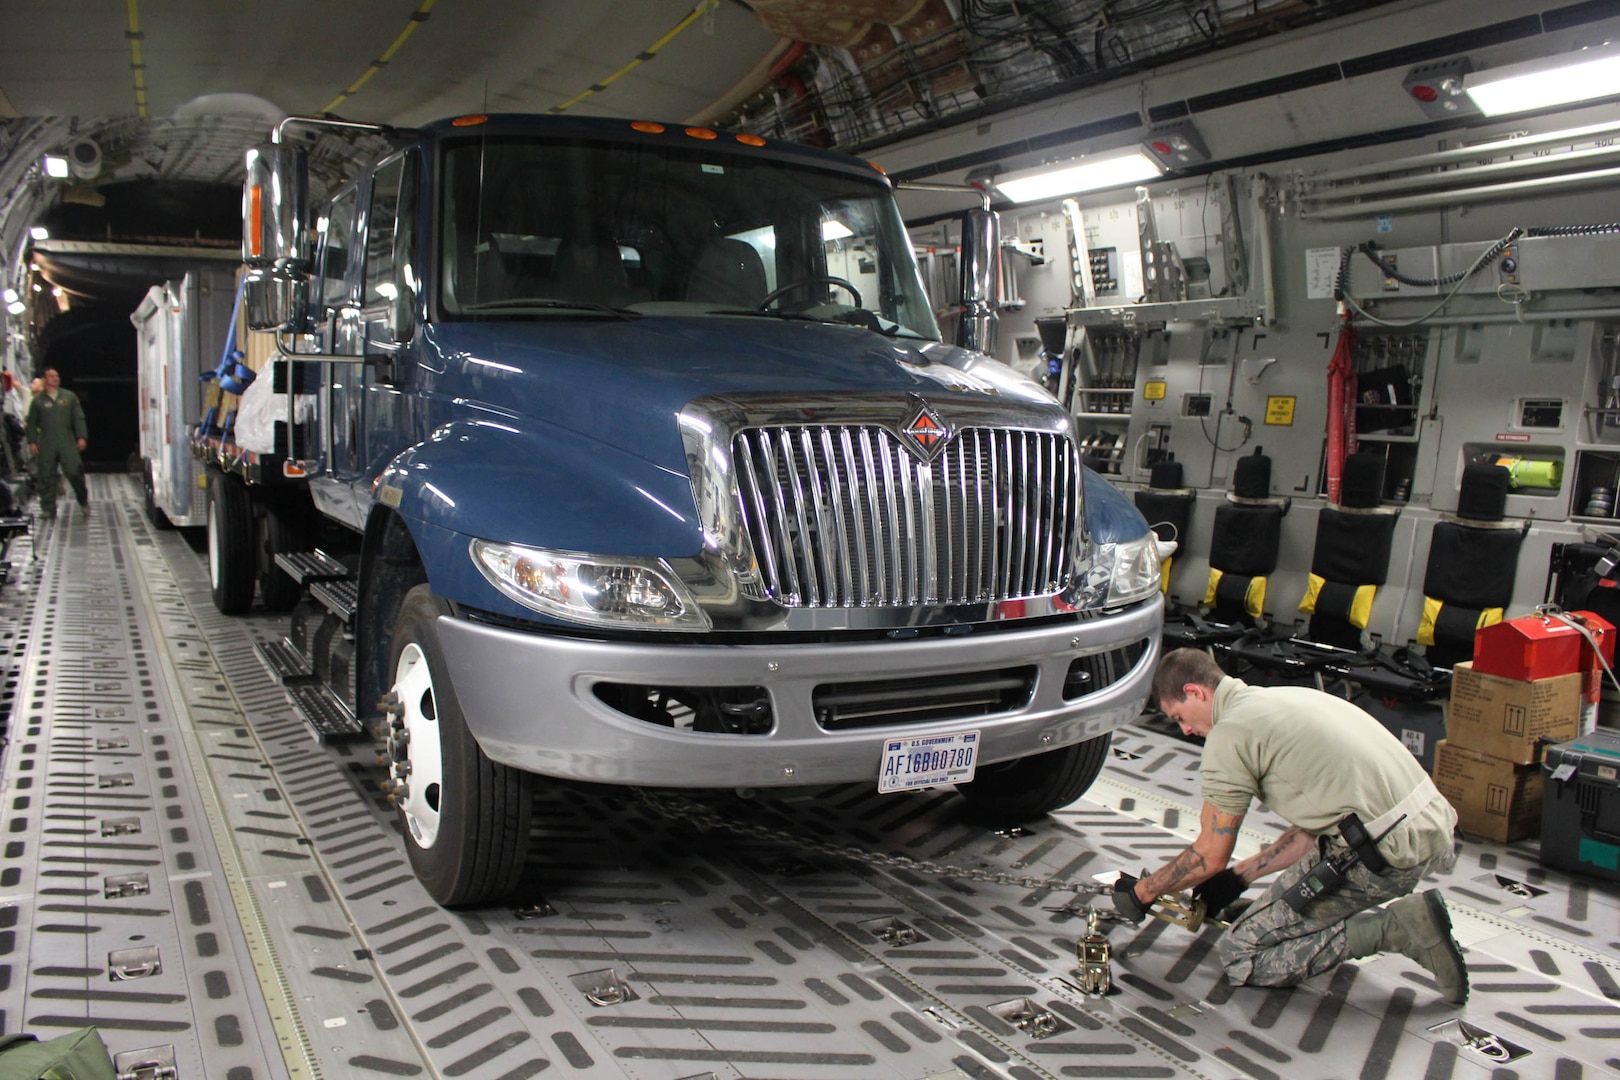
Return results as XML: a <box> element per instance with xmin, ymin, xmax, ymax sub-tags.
<box><xmin>392</xmin><ymin>642</ymin><xmax>445</xmax><ymax>848</ymax></box>
<box><xmin>207</xmin><ymin>498</ymin><xmax>222</xmax><ymax>589</ymax></box>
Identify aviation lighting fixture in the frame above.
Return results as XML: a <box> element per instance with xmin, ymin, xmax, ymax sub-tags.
<box><xmin>42</xmin><ymin>155</ymin><xmax>70</xmax><ymax>179</ymax></box>
<box><xmin>28</xmin><ymin>227</ymin><xmax>48</xmax><ymax>241</ymax></box>
<box><xmin>1465</xmin><ymin>43</ymin><xmax>1620</xmax><ymax>117</ymax></box>
<box><xmin>996</xmin><ymin>150</ymin><xmax>1164</xmax><ymax>204</ymax></box>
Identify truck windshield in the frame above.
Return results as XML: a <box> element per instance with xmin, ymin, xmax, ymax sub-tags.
<box><xmin>439</xmin><ymin>134</ymin><xmax>940</xmax><ymax>341</ymax></box>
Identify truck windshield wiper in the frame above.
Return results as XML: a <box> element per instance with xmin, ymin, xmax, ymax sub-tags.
<box><xmin>705</xmin><ymin>307</ymin><xmax>905</xmax><ymax>337</ymax></box>
<box><xmin>461</xmin><ymin>298</ymin><xmax>643</xmax><ymax>320</ymax></box>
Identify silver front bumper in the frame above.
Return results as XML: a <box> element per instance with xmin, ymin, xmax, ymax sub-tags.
<box><xmin>436</xmin><ymin>597</ymin><xmax>1162</xmax><ymax>788</ymax></box>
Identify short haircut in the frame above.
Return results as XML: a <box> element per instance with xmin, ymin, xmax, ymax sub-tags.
<box><xmin>1152</xmin><ymin>648</ymin><xmax>1227</xmax><ymax>704</ymax></box>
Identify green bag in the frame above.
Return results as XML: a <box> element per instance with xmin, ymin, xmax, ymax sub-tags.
<box><xmin>0</xmin><ymin>1029</ymin><xmax>116</xmax><ymax>1080</ymax></box>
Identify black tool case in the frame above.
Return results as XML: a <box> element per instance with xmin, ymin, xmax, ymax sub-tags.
<box><xmin>1541</xmin><ymin>729</ymin><xmax>1620</xmax><ymax>882</ymax></box>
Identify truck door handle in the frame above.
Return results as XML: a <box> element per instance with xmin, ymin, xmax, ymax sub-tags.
<box><xmin>365</xmin><ymin>345</ymin><xmax>401</xmax><ymax>386</ymax></box>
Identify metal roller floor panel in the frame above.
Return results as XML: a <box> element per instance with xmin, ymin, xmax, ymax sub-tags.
<box><xmin>1</xmin><ymin>475</ymin><xmax>1618</xmax><ymax>1079</ymax></box>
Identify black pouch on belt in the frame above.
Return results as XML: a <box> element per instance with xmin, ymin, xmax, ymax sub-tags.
<box><xmin>1337</xmin><ymin>812</ymin><xmax>1388</xmax><ymax>875</ymax></box>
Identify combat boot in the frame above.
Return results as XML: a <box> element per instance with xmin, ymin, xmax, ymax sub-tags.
<box><xmin>1345</xmin><ymin>890</ymin><xmax>1468</xmax><ymax>1003</ymax></box>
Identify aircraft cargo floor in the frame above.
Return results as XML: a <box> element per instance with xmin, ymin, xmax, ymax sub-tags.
<box><xmin>0</xmin><ymin>474</ymin><xmax>1616</xmax><ymax>1080</ymax></box>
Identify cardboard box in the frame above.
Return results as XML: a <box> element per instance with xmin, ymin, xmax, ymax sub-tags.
<box><xmin>1474</xmin><ymin>612</ymin><xmax>1612</xmax><ymax>682</ymax></box>
<box><xmin>1433</xmin><ymin>739</ymin><xmax>1544</xmax><ymax>844</ymax></box>
<box><xmin>1446</xmin><ymin>662</ymin><xmax>1583</xmax><ymax>764</ymax></box>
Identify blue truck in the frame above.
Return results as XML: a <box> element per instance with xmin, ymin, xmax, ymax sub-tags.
<box><xmin>221</xmin><ymin>113</ymin><xmax>1163</xmax><ymax>906</ymax></box>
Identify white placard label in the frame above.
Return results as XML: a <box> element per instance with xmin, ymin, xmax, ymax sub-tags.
<box><xmin>1306</xmin><ymin>247</ymin><xmax>1341</xmax><ymax>300</ymax></box>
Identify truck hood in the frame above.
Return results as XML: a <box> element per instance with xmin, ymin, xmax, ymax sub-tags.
<box><xmin>420</xmin><ymin>315</ymin><xmax>1056</xmax><ymax>472</ymax></box>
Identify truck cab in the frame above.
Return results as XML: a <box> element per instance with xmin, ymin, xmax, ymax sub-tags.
<box><xmin>238</xmin><ymin>113</ymin><xmax>1164</xmax><ymax>906</ymax></box>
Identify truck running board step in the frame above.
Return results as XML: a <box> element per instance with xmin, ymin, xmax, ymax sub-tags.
<box><xmin>254</xmin><ymin>639</ymin><xmax>316</xmax><ymax>685</ymax></box>
<box><xmin>310</xmin><ymin>578</ymin><xmax>359</xmax><ymax>623</ymax></box>
<box><xmin>286</xmin><ymin>683</ymin><xmax>366</xmax><ymax>742</ymax></box>
<box><xmin>274</xmin><ymin>549</ymin><xmax>351</xmax><ymax>586</ymax></box>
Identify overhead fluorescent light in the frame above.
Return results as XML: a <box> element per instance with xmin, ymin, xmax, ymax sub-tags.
<box><xmin>1</xmin><ymin>289</ymin><xmax>16</xmax><ymax>304</ymax></box>
<box><xmin>28</xmin><ymin>226</ymin><xmax>48</xmax><ymax>241</ymax></box>
<box><xmin>5</xmin><ymin>301</ymin><xmax>23</xmax><ymax>316</ymax></box>
<box><xmin>1465</xmin><ymin>44</ymin><xmax>1620</xmax><ymax>117</ymax></box>
<box><xmin>997</xmin><ymin>150</ymin><xmax>1164</xmax><ymax>204</ymax></box>
<box><xmin>42</xmin><ymin>155</ymin><xmax>70</xmax><ymax>178</ymax></box>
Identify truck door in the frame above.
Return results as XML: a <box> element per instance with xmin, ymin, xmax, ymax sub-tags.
<box><xmin>356</xmin><ymin>152</ymin><xmax>419</xmax><ymax>494</ymax></box>
<box><xmin>325</xmin><ymin>170</ymin><xmax>385</xmax><ymax>486</ymax></box>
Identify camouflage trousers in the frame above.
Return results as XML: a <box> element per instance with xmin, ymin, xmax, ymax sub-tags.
<box><xmin>1217</xmin><ymin>835</ymin><xmax>1456</xmax><ymax>987</ymax></box>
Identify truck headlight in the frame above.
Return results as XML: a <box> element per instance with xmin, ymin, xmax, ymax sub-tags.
<box><xmin>471</xmin><ymin>539</ymin><xmax>711</xmax><ymax>630</ymax></box>
<box><xmin>1074</xmin><ymin>533</ymin><xmax>1162</xmax><ymax>610</ymax></box>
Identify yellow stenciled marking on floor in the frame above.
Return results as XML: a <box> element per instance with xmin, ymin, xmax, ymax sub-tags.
<box><xmin>121</xmin><ymin>500</ymin><xmax>322</xmax><ymax>1080</ymax></box>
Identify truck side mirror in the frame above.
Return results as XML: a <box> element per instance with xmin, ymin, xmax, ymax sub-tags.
<box><xmin>243</xmin><ymin>267</ymin><xmax>308</xmax><ymax>333</ymax></box>
<box><xmin>242</xmin><ymin>142</ymin><xmax>312</xmax><ymax>332</ymax></box>
<box><xmin>243</xmin><ymin>143</ymin><xmax>310</xmax><ymax>271</ymax></box>
<box><xmin>958</xmin><ymin>206</ymin><xmax>1000</xmax><ymax>356</ymax></box>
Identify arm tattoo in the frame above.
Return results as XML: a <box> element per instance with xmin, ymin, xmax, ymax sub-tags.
<box><xmin>1247</xmin><ymin>827</ymin><xmax>1310</xmax><ymax>879</ymax></box>
<box><xmin>1136</xmin><ymin>806</ymin><xmax>1247</xmax><ymax>901</ymax></box>
<box><xmin>1141</xmin><ymin>845</ymin><xmax>1208</xmax><ymax>899</ymax></box>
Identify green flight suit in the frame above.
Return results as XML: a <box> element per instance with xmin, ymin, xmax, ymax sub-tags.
<box><xmin>25</xmin><ymin>388</ymin><xmax>88</xmax><ymax>516</ymax></box>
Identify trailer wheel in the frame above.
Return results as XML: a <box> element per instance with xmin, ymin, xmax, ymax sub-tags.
<box><xmin>388</xmin><ymin>585</ymin><xmax>532</xmax><ymax>907</ymax></box>
<box><xmin>142</xmin><ymin>461</ymin><xmax>172</xmax><ymax>530</ymax></box>
<box><xmin>954</xmin><ymin>733</ymin><xmax>1111</xmax><ymax>823</ymax></box>
<box><xmin>206</xmin><ymin>468</ymin><xmax>255</xmax><ymax>614</ymax></box>
<box><xmin>257</xmin><ymin>496</ymin><xmax>309</xmax><ymax>612</ymax></box>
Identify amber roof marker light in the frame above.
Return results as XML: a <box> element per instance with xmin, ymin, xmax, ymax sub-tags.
<box><xmin>631</xmin><ymin>121</ymin><xmax>666</xmax><ymax>134</ymax></box>
<box><xmin>451</xmin><ymin>114</ymin><xmax>488</xmax><ymax>127</ymax></box>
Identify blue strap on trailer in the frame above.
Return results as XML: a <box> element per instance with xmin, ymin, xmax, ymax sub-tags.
<box><xmin>200</xmin><ymin>278</ymin><xmax>255</xmax><ymax>435</ymax></box>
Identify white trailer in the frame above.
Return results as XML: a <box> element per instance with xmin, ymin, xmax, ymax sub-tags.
<box><xmin>132</xmin><ymin>267</ymin><xmax>235</xmax><ymax>528</ymax></box>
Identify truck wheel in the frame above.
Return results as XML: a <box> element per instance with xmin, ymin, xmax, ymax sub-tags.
<box><xmin>142</xmin><ymin>461</ymin><xmax>172</xmax><ymax>530</ymax></box>
<box><xmin>206</xmin><ymin>468</ymin><xmax>255</xmax><ymax>614</ymax></box>
<box><xmin>954</xmin><ymin>733</ymin><xmax>1112</xmax><ymax>823</ymax></box>
<box><xmin>388</xmin><ymin>585</ymin><xmax>532</xmax><ymax>906</ymax></box>
<box><xmin>257</xmin><ymin>497</ymin><xmax>309</xmax><ymax>612</ymax></box>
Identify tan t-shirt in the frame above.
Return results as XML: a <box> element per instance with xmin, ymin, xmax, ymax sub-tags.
<box><xmin>1200</xmin><ymin>677</ymin><xmax>1456</xmax><ymax>868</ymax></box>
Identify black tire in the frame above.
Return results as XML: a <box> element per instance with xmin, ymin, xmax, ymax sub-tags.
<box><xmin>206</xmin><ymin>467</ymin><xmax>255</xmax><ymax>614</ymax></box>
<box><xmin>954</xmin><ymin>732</ymin><xmax>1112</xmax><ymax>823</ymax></box>
<box><xmin>257</xmin><ymin>494</ymin><xmax>310</xmax><ymax>612</ymax></box>
<box><xmin>389</xmin><ymin>585</ymin><xmax>533</xmax><ymax>907</ymax></box>
<box><xmin>142</xmin><ymin>461</ymin><xmax>173</xmax><ymax>530</ymax></box>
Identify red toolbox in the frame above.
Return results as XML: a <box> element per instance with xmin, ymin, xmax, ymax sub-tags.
<box><xmin>1474</xmin><ymin>611</ymin><xmax>1614</xmax><ymax>698</ymax></box>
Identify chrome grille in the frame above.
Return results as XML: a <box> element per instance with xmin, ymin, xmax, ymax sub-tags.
<box><xmin>732</xmin><ymin>426</ymin><xmax>1078</xmax><ymax>607</ymax></box>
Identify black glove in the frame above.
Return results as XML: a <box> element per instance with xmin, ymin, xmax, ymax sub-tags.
<box><xmin>1192</xmin><ymin>868</ymin><xmax>1248</xmax><ymax>917</ymax></box>
<box><xmin>1110</xmin><ymin>873</ymin><xmax>1151</xmax><ymax>923</ymax></box>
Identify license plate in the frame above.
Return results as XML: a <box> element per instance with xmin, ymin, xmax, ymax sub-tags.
<box><xmin>878</xmin><ymin>730</ymin><xmax>979</xmax><ymax>793</ymax></box>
